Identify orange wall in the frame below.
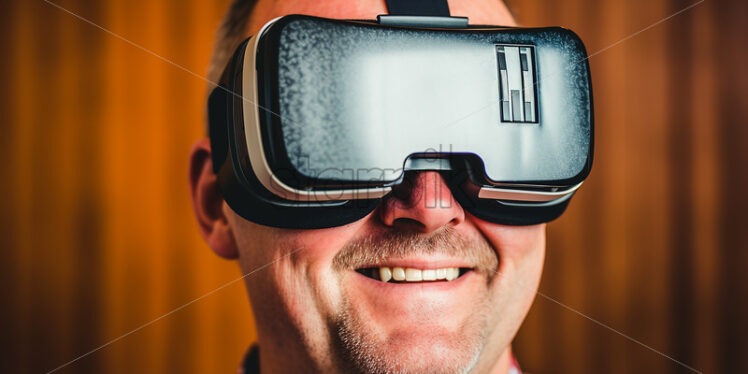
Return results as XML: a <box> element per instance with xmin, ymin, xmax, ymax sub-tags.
<box><xmin>1</xmin><ymin>0</ymin><xmax>746</xmax><ymax>373</ymax></box>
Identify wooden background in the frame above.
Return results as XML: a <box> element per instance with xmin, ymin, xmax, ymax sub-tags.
<box><xmin>1</xmin><ymin>0</ymin><xmax>746</xmax><ymax>373</ymax></box>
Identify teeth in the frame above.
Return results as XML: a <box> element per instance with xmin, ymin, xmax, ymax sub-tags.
<box><xmin>392</xmin><ymin>267</ymin><xmax>406</xmax><ymax>281</ymax></box>
<box><xmin>375</xmin><ymin>266</ymin><xmax>462</xmax><ymax>283</ymax></box>
<box><xmin>379</xmin><ymin>267</ymin><xmax>392</xmax><ymax>282</ymax></box>
<box><xmin>405</xmin><ymin>268</ymin><xmax>422</xmax><ymax>281</ymax></box>
<box><xmin>422</xmin><ymin>269</ymin><xmax>436</xmax><ymax>281</ymax></box>
<box><xmin>435</xmin><ymin>268</ymin><xmax>447</xmax><ymax>280</ymax></box>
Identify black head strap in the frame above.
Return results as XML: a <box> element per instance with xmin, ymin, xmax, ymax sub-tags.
<box><xmin>385</xmin><ymin>0</ymin><xmax>450</xmax><ymax>17</ymax></box>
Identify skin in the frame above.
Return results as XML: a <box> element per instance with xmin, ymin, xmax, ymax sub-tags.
<box><xmin>190</xmin><ymin>1</ymin><xmax>545</xmax><ymax>373</ymax></box>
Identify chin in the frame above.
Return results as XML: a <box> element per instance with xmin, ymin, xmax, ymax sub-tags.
<box><xmin>333</xmin><ymin>308</ymin><xmax>486</xmax><ymax>374</ymax></box>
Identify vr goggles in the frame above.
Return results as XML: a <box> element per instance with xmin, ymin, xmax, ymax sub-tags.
<box><xmin>208</xmin><ymin>13</ymin><xmax>593</xmax><ymax>229</ymax></box>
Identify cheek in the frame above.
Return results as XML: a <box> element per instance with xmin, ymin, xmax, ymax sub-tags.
<box><xmin>232</xmin><ymin>216</ymin><xmax>369</xmax><ymax>319</ymax></box>
<box><xmin>468</xmin><ymin>216</ymin><xmax>546</xmax><ymax>286</ymax></box>
<box><xmin>470</xmin><ymin>219</ymin><xmax>546</xmax><ymax>337</ymax></box>
<box><xmin>230</xmin><ymin>216</ymin><xmax>360</xmax><ymax>272</ymax></box>
<box><xmin>281</xmin><ymin>222</ymin><xmax>368</xmax><ymax>273</ymax></box>
<box><xmin>472</xmin><ymin>218</ymin><xmax>546</xmax><ymax>263</ymax></box>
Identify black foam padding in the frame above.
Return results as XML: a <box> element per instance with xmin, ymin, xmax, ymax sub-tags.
<box><xmin>208</xmin><ymin>87</ymin><xmax>229</xmax><ymax>173</ymax></box>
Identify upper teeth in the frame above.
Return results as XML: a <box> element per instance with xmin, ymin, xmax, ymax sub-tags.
<box><xmin>378</xmin><ymin>267</ymin><xmax>460</xmax><ymax>282</ymax></box>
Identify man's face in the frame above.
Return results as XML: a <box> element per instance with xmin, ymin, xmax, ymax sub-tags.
<box><xmin>199</xmin><ymin>1</ymin><xmax>546</xmax><ymax>373</ymax></box>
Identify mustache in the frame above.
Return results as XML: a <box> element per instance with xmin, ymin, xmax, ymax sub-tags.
<box><xmin>332</xmin><ymin>226</ymin><xmax>499</xmax><ymax>275</ymax></box>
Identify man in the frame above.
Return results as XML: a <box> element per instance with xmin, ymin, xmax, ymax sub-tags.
<box><xmin>190</xmin><ymin>0</ymin><xmax>545</xmax><ymax>373</ymax></box>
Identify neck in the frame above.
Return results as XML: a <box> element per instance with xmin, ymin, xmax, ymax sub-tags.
<box><xmin>254</xmin><ymin>344</ymin><xmax>520</xmax><ymax>374</ymax></box>
<box><xmin>468</xmin><ymin>345</ymin><xmax>518</xmax><ymax>374</ymax></box>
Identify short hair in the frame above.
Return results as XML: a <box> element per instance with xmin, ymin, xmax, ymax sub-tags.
<box><xmin>207</xmin><ymin>0</ymin><xmax>257</xmax><ymax>86</ymax></box>
<box><xmin>205</xmin><ymin>0</ymin><xmax>257</xmax><ymax>133</ymax></box>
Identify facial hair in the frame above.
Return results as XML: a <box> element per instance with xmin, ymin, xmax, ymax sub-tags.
<box><xmin>328</xmin><ymin>227</ymin><xmax>499</xmax><ymax>374</ymax></box>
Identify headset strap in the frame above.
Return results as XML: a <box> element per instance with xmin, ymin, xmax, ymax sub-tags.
<box><xmin>385</xmin><ymin>0</ymin><xmax>450</xmax><ymax>17</ymax></box>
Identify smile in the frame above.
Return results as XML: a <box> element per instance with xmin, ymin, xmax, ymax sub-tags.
<box><xmin>356</xmin><ymin>266</ymin><xmax>472</xmax><ymax>283</ymax></box>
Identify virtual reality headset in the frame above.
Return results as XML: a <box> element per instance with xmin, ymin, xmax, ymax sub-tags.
<box><xmin>208</xmin><ymin>14</ymin><xmax>593</xmax><ymax>229</ymax></box>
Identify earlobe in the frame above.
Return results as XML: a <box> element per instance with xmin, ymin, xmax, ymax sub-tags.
<box><xmin>205</xmin><ymin>206</ymin><xmax>239</xmax><ymax>259</ymax></box>
<box><xmin>189</xmin><ymin>138</ymin><xmax>239</xmax><ymax>259</ymax></box>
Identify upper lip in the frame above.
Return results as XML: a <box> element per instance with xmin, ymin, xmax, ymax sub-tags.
<box><xmin>354</xmin><ymin>256</ymin><xmax>473</xmax><ymax>270</ymax></box>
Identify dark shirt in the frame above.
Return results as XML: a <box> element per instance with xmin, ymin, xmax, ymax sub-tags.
<box><xmin>239</xmin><ymin>345</ymin><xmax>260</xmax><ymax>374</ymax></box>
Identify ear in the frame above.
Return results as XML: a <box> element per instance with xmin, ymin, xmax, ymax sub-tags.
<box><xmin>189</xmin><ymin>138</ymin><xmax>238</xmax><ymax>259</ymax></box>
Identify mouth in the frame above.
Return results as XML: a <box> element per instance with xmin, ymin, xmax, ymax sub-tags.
<box><xmin>344</xmin><ymin>256</ymin><xmax>489</xmax><ymax>336</ymax></box>
<box><xmin>355</xmin><ymin>265</ymin><xmax>473</xmax><ymax>283</ymax></box>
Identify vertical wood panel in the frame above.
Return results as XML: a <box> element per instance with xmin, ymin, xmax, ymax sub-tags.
<box><xmin>715</xmin><ymin>1</ymin><xmax>748</xmax><ymax>372</ymax></box>
<box><xmin>688</xmin><ymin>3</ymin><xmax>720</xmax><ymax>374</ymax></box>
<box><xmin>69</xmin><ymin>0</ymin><xmax>106</xmax><ymax>371</ymax></box>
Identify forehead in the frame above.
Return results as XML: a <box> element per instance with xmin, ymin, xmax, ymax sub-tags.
<box><xmin>247</xmin><ymin>0</ymin><xmax>516</xmax><ymax>36</ymax></box>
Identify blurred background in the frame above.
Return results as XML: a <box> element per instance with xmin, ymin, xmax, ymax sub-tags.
<box><xmin>0</xmin><ymin>0</ymin><xmax>746</xmax><ymax>373</ymax></box>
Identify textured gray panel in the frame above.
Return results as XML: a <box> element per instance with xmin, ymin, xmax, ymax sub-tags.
<box><xmin>271</xmin><ymin>17</ymin><xmax>591</xmax><ymax>183</ymax></box>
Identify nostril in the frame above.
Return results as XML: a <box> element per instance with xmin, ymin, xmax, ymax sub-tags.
<box><xmin>392</xmin><ymin>217</ymin><xmax>426</xmax><ymax>231</ymax></box>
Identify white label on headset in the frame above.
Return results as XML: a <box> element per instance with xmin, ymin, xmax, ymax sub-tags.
<box><xmin>496</xmin><ymin>45</ymin><xmax>537</xmax><ymax>123</ymax></box>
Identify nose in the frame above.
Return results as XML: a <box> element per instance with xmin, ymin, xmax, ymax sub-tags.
<box><xmin>378</xmin><ymin>171</ymin><xmax>465</xmax><ymax>233</ymax></box>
